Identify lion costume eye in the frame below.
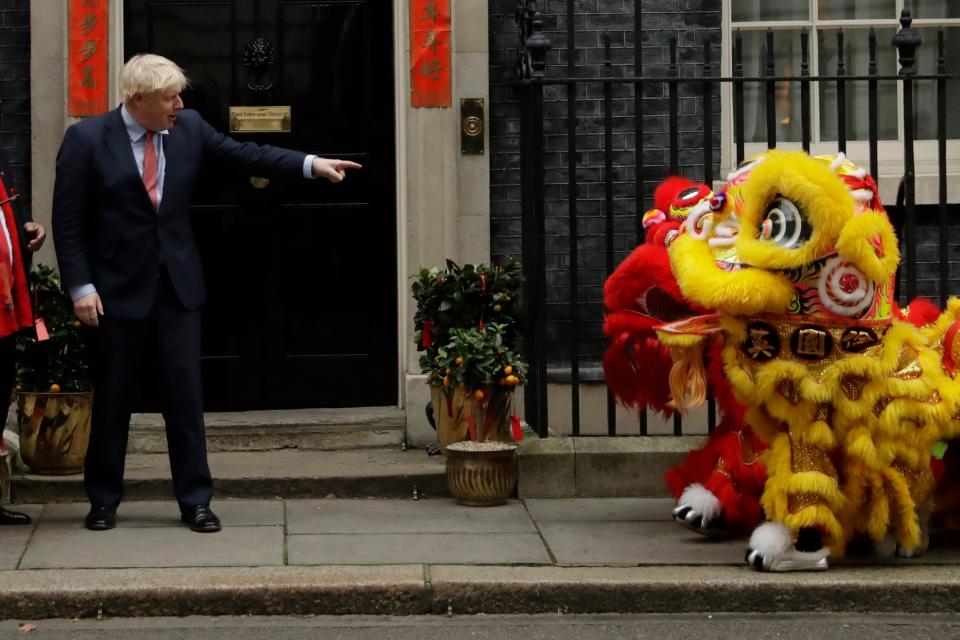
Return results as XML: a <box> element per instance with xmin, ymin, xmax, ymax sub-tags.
<box><xmin>674</xmin><ymin>185</ymin><xmax>707</xmax><ymax>207</ymax></box>
<box><xmin>758</xmin><ymin>196</ymin><xmax>811</xmax><ymax>249</ymax></box>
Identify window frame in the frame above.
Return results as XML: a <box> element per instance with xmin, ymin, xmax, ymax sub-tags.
<box><xmin>719</xmin><ymin>0</ymin><xmax>960</xmax><ymax>204</ymax></box>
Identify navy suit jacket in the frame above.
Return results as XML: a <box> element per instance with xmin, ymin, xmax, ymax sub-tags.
<box><xmin>52</xmin><ymin>107</ymin><xmax>307</xmax><ymax>319</ymax></box>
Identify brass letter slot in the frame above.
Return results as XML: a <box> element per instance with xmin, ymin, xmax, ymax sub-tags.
<box><xmin>460</xmin><ymin>98</ymin><xmax>484</xmax><ymax>155</ymax></box>
<box><xmin>229</xmin><ymin>106</ymin><xmax>292</xmax><ymax>133</ymax></box>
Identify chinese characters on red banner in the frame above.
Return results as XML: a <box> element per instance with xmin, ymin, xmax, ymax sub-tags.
<box><xmin>68</xmin><ymin>0</ymin><xmax>108</xmax><ymax>116</ymax></box>
<box><xmin>410</xmin><ymin>0</ymin><xmax>451</xmax><ymax>107</ymax></box>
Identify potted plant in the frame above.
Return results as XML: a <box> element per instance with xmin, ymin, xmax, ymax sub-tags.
<box><xmin>412</xmin><ymin>260</ymin><xmax>526</xmax><ymax>506</ymax></box>
<box><xmin>15</xmin><ymin>265</ymin><xmax>92</xmax><ymax>474</ymax></box>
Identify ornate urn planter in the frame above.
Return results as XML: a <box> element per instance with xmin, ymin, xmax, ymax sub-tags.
<box><xmin>14</xmin><ymin>265</ymin><xmax>94</xmax><ymax>476</ymax></box>
<box><xmin>445</xmin><ymin>440</ymin><xmax>519</xmax><ymax>507</ymax></box>
<box><xmin>16</xmin><ymin>391</ymin><xmax>93</xmax><ymax>475</ymax></box>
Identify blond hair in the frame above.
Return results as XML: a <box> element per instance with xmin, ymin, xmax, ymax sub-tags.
<box><xmin>119</xmin><ymin>54</ymin><xmax>189</xmax><ymax>104</ymax></box>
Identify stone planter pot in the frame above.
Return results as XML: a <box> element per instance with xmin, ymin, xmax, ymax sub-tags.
<box><xmin>17</xmin><ymin>391</ymin><xmax>93</xmax><ymax>475</ymax></box>
<box><xmin>430</xmin><ymin>385</ymin><xmax>515</xmax><ymax>453</ymax></box>
<box><xmin>445</xmin><ymin>441</ymin><xmax>518</xmax><ymax>507</ymax></box>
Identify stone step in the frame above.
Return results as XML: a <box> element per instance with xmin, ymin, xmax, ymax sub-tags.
<box><xmin>517</xmin><ymin>435</ymin><xmax>700</xmax><ymax>498</ymax></box>
<box><xmin>12</xmin><ymin>447</ymin><xmax>447</xmax><ymax>503</ymax></box>
<box><xmin>127</xmin><ymin>407</ymin><xmax>406</xmax><ymax>453</ymax></box>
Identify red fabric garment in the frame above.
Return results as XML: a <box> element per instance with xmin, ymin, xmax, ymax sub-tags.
<box><xmin>143</xmin><ymin>131</ymin><xmax>159</xmax><ymax>210</ymax></box>
<box><xmin>602</xmin><ymin>179</ymin><xmax>767</xmax><ymax>535</ymax></box>
<box><xmin>602</xmin><ymin>225</ymin><xmax>700</xmax><ymax>416</ymax></box>
<box><xmin>0</xmin><ymin>176</ymin><xmax>32</xmax><ymax>339</ymax></box>
<box><xmin>662</xmin><ymin>341</ymin><xmax>767</xmax><ymax>535</ymax></box>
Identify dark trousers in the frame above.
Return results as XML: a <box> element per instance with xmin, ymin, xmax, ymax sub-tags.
<box><xmin>84</xmin><ymin>269</ymin><xmax>213</xmax><ymax>510</ymax></box>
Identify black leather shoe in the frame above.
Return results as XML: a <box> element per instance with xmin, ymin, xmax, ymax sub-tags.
<box><xmin>0</xmin><ymin>506</ymin><xmax>30</xmax><ymax>525</ymax></box>
<box><xmin>180</xmin><ymin>505</ymin><xmax>221</xmax><ymax>533</ymax></box>
<box><xmin>84</xmin><ymin>506</ymin><xmax>116</xmax><ymax>531</ymax></box>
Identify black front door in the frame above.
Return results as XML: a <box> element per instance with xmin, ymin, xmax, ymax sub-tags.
<box><xmin>124</xmin><ymin>1</ymin><xmax>397</xmax><ymax>410</ymax></box>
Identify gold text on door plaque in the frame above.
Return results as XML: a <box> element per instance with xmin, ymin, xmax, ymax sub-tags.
<box><xmin>229</xmin><ymin>106</ymin><xmax>292</xmax><ymax>133</ymax></box>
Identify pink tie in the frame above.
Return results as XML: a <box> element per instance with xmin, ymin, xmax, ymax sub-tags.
<box><xmin>143</xmin><ymin>131</ymin><xmax>159</xmax><ymax>210</ymax></box>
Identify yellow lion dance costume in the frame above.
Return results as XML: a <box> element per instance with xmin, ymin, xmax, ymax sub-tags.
<box><xmin>656</xmin><ymin>150</ymin><xmax>960</xmax><ymax>571</ymax></box>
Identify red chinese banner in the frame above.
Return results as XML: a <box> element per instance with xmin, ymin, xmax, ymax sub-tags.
<box><xmin>410</xmin><ymin>0</ymin><xmax>451</xmax><ymax>107</ymax></box>
<box><xmin>68</xmin><ymin>0</ymin><xmax>109</xmax><ymax>116</ymax></box>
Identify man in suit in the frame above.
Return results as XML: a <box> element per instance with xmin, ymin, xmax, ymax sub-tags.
<box><xmin>52</xmin><ymin>54</ymin><xmax>360</xmax><ymax>532</ymax></box>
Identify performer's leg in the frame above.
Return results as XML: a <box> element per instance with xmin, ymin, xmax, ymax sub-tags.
<box><xmin>883</xmin><ymin>459</ymin><xmax>934</xmax><ymax>556</ymax></box>
<box><xmin>154</xmin><ymin>270</ymin><xmax>212</xmax><ymax>510</ymax></box>
<box><xmin>747</xmin><ymin>431</ymin><xmax>844</xmax><ymax>571</ymax></box>
<box><xmin>671</xmin><ymin>432</ymin><xmax>739</xmax><ymax>534</ymax></box>
<box><xmin>84</xmin><ymin>317</ymin><xmax>147</xmax><ymax>509</ymax></box>
<box><xmin>764</xmin><ymin>432</ymin><xmax>845</xmax><ymax>547</ymax></box>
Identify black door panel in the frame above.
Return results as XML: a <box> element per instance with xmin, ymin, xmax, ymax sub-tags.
<box><xmin>124</xmin><ymin>0</ymin><xmax>397</xmax><ymax>409</ymax></box>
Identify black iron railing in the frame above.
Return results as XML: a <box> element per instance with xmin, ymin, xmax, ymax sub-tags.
<box><xmin>513</xmin><ymin>6</ymin><xmax>956</xmax><ymax>438</ymax></box>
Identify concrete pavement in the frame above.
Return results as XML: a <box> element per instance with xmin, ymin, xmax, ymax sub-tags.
<box><xmin>0</xmin><ymin>497</ymin><xmax>959</xmax><ymax>617</ymax></box>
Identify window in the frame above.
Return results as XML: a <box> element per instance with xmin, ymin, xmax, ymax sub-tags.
<box><xmin>722</xmin><ymin>0</ymin><xmax>960</xmax><ymax>199</ymax></box>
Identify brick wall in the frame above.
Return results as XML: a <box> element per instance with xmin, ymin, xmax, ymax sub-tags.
<box><xmin>0</xmin><ymin>0</ymin><xmax>30</xmax><ymax>209</ymax></box>
<box><xmin>489</xmin><ymin>0</ymin><xmax>722</xmax><ymax>366</ymax></box>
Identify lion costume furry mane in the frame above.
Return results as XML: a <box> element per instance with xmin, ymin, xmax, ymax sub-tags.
<box><xmin>655</xmin><ymin>150</ymin><xmax>960</xmax><ymax>571</ymax></box>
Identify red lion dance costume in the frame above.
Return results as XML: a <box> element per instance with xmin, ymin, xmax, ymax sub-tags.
<box><xmin>603</xmin><ymin>177</ymin><xmax>767</xmax><ymax>536</ymax></box>
<box><xmin>603</xmin><ymin>174</ymin><xmax>941</xmax><ymax>541</ymax></box>
<box><xmin>652</xmin><ymin>151</ymin><xmax>958</xmax><ymax>572</ymax></box>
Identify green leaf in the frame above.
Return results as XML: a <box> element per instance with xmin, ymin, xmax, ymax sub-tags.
<box><xmin>16</xmin><ymin>264</ymin><xmax>92</xmax><ymax>393</ymax></box>
<box><xmin>933</xmin><ymin>441</ymin><xmax>949</xmax><ymax>460</ymax></box>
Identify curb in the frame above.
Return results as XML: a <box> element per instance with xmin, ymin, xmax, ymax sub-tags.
<box><xmin>2</xmin><ymin>565</ymin><xmax>960</xmax><ymax>618</ymax></box>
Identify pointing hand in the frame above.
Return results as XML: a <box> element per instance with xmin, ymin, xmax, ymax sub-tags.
<box><xmin>311</xmin><ymin>157</ymin><xmax>363</xmax><ymax>183</ymax></box>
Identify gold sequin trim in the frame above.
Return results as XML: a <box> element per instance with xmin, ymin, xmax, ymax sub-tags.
<box><xmin>873</xmin><ymin>396</ymin><xmax>892</xmax><ymax>417</ymax></box>
<box><xmin>893</xmin><ymin>346</ymin><xmax>923</xmax><ymax>380</ymax></box>
<box><xmin>788</xmin><ymin>492</ymin><xmax>824</xmax><ymax>514</ymax></box>
<box><xmin>814</xmin><ymin>403</ymin><xmax>833</xmax><ymax>425</ymax></box>
<box><xmin>777</xmin><ymin>379</ymin><xmax>801</xmax><ymax>405</ymax></box>
<box><xmin>713</xmin><ymin>457</ymin><xmax>732</xmax><ymax>479</ymax></box>
<box><xmin>737</xmin><ymin>430</ymin><xmax>760</xmax><ymax>464</ymax></box>
<box><xmin>840</xmin><ymin>374</ymin><xmax>869</xmax><ymax>401</ymax></box>
<box><xmin>893</xmin><ymin>462</ymin><xmax>935</xmax><ymax>506</ymax></box>
<box><xmin>790</xmin><ymin>438</ymin><xmax>837</xmax><ymax>477</ymax></box>
<box><xmin>947</xmin><ymin>320</ymin><xmax>960</xmax><ymax>374</ymax></box>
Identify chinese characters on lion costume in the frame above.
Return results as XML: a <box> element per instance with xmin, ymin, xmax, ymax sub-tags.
<box><xmin>648</xmin><ymin>150</ymin><xmax>960</xmax><ymax>571</ymax></box>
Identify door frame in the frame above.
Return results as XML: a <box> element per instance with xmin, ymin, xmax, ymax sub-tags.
<box><xmin>30</xmin><ymin>0</ymin><xmax>492</xmax><ymax>439</ymax></box>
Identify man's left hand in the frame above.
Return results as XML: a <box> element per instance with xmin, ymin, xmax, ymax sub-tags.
<box><xmin>23</xmin><ymin>222</ymin><xmax>45</xmax><ymax>253</ymax></box>
<box><xmin>311</xmin><ymin>157</ymin><xmax>363</xmax><ymax>183</ymax></box>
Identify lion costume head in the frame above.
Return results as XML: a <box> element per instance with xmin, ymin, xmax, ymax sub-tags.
<box><xmin>668</xmin><ymin>150</ymin><xmax>898</xmax><ymax>323</ymax></box>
